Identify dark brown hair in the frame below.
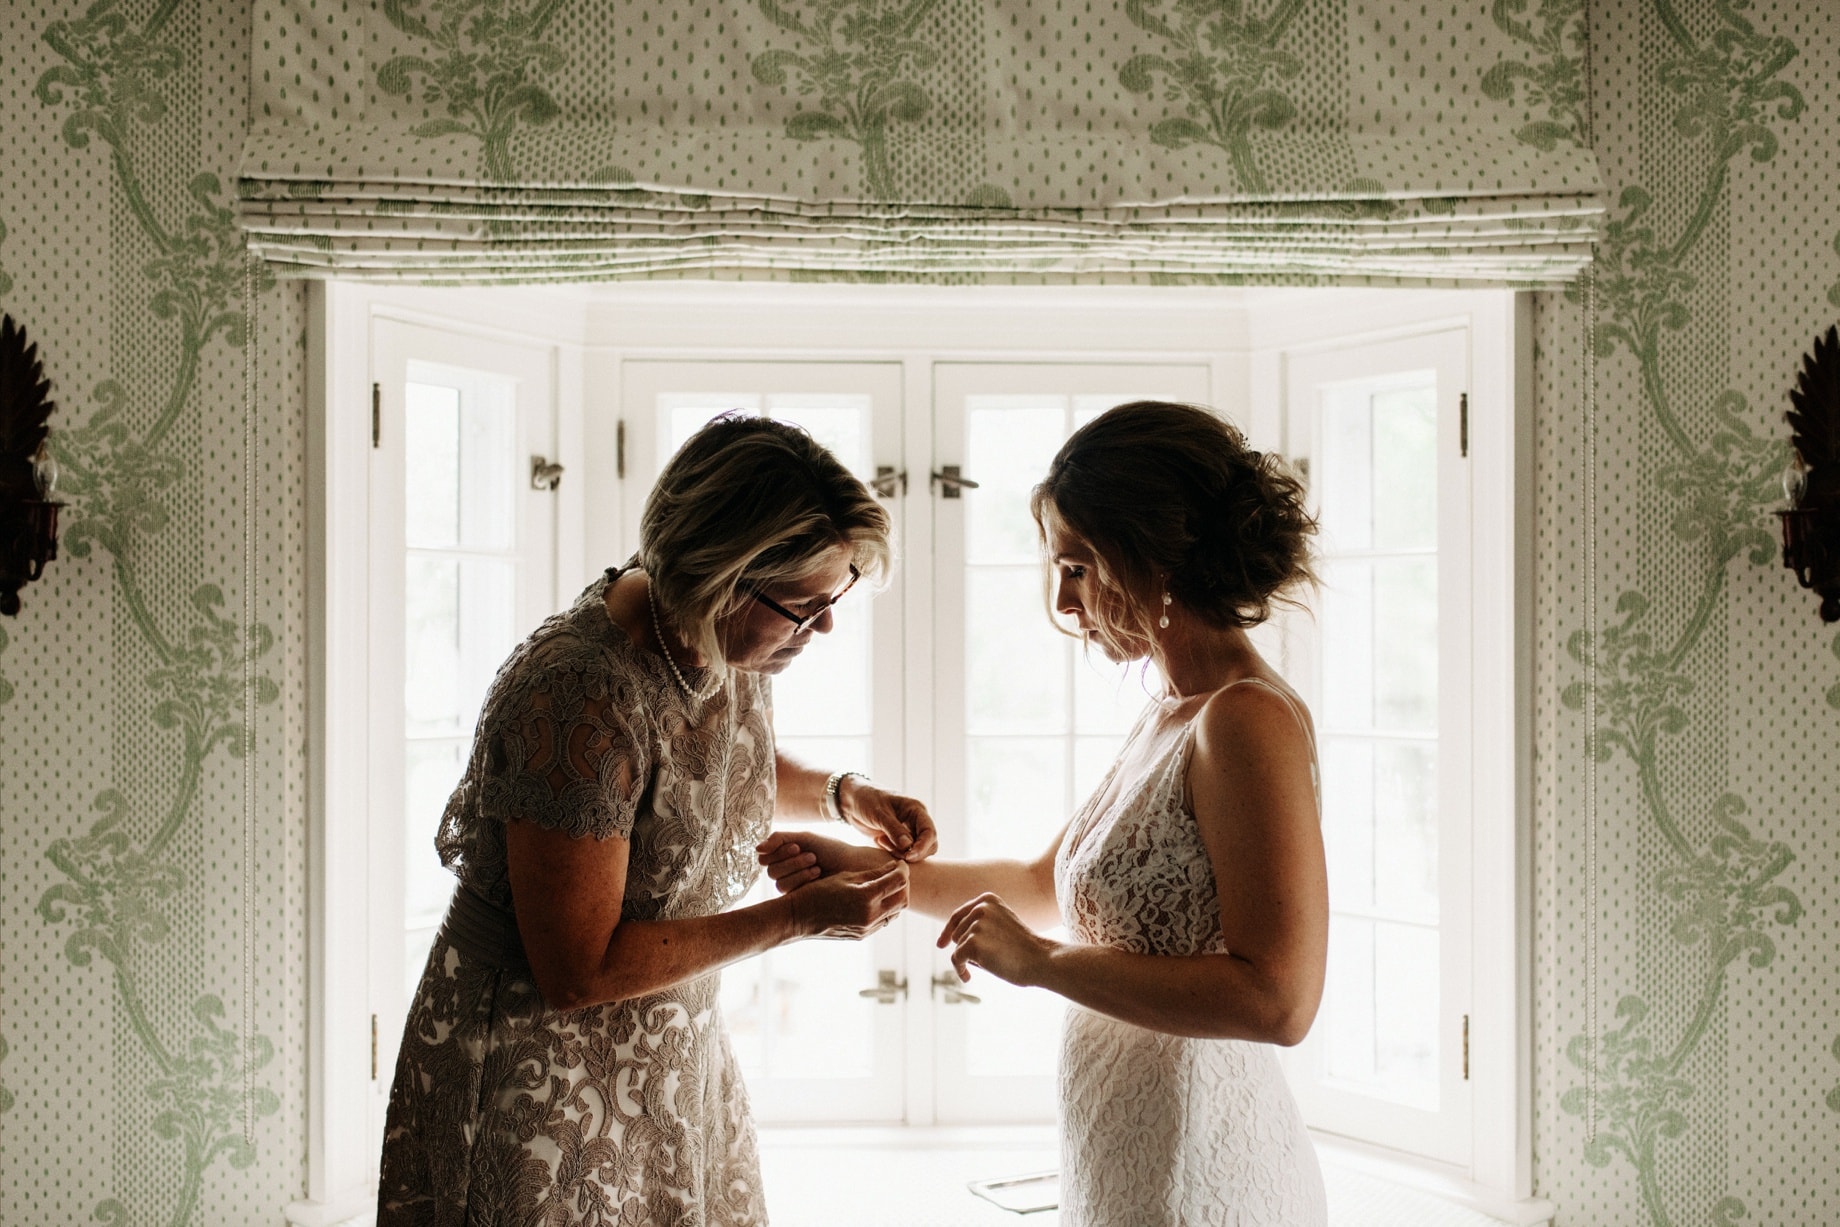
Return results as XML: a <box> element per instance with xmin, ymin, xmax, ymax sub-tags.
<box><xmin>1030</xmin><ymin>401</ymin><xmax>1316</xmax><ymax>635</ymax></box>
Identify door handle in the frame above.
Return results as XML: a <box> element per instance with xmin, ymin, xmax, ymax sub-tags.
<box><xmin>530</xmin><ymin>455</ymin><xmax>564</xmax><ymax>491</ymax></box>
<box><xmin>931</xmin><ymin>971</ymin><xmax>981</xmax><ymax>1005</ymax></box>
<box><xmin>871</xmin><ymin>466</ymin><xmax>907</xmax><ymax>499</ymax></box>
<box><xmin>858</xmin><ymin>969</ymin><xmax>908</xmax><ymax>1005</ymax></box>
<box><xmin>929</xmin><ymin>466</ymin><xmax>980</xmax><ymax>499</ymax></box>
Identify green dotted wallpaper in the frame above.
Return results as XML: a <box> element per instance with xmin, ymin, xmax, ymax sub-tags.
<box><xmin>0</xmin><ymin>1</ymin><xmax>1837</xmax><ymax>1224</ymax></box>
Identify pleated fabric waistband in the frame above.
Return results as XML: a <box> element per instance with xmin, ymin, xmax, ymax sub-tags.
<box><xmin>438</xmin><ymin>885</ymin><xmax>532</xmax><ymax>975</ymax></box>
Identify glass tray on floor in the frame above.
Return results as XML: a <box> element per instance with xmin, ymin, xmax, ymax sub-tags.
<box><xmin>967</xmin><ymin>1170</ymin><xmax>1059</xmax><ymax>1214</ymax></box>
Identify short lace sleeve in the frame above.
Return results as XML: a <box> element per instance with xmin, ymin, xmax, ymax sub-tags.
<box><xmin>474</xmin><ymin>657</ymin><xmax>651</xmax><ymax>841</ymax></box>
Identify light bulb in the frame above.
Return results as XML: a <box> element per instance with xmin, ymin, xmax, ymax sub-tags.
<box><xmin>1783</xmin><ymin>451</ymin><xmax>1809</xmax><ymax>505</ymax></box>
<box><xmin>31</xmin><ymin>439</ymin><xmax>57</xmax><ymax>498</ymax></box>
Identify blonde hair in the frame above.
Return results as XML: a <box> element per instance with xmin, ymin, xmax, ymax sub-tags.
<box><xmin>1031</xmin><ymin>401</ymin><xmax>1316</xmax><ymax>645</ymax></box>
<box><xmin>640</xmin><ymin>414</ymin><xmax>893</xmax><ymax>665</ymax></box>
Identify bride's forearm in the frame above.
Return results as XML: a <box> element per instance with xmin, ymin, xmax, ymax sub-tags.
<box><xmin>910</xmin><ymin>857</ymin><xmax>1059</xmax><ymax>927</ymax></box>
<box><xmin>1029</xmin><ymin>944</ymin><xmax>1320</xmax><ymax>1047</ymax></box>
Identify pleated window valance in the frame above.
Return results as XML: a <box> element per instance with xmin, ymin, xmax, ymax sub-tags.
<box><xmin>238</xmin><ymin>0</ymin><xmax>1602</xmax><ymax>286</ymax></box>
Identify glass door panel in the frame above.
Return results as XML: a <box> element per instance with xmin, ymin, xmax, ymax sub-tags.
<box><xmin>1281</xmin><ymin>329</ymin><xmax>1471</xmax><ymax>1165</ymax></box>
<box><xmin>369</xmin><ymin>319</ymin><xmax>557</xmax><ymax>1147</ymax></box>
<box><xmin>620</xmin><ymin>361</ymin><xmax>906</xmax><ymax>1122</ymax></box>
<box><xmin>931</xmin><ymin>364</ymin><xmax>1211</xmax><ymax>1122</ymax></box>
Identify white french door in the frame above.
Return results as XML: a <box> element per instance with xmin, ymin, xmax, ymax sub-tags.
<box><xmin>927</xmin><ymin>363</ymin><xmax>1211</xmax><ymax>1121</ymax></box>
<box><xmin>619</xmin><ymin>361</ymin><xmax>910</xmax><ymax>1122</ymax></box>
<box><xmin>1279</xmin><ymin>328</ymin><xmax>1474</xmax><ymax>1165</ymax></box>
<box><xmin>368</xmin><ymin>319</ymin><xmax>559</xmax><ymax>1145</ymax></box>
<box><xmin>620</xmin><ymin>361</ymin><xmax>1216</xmax><ymax>1124</ymax></box>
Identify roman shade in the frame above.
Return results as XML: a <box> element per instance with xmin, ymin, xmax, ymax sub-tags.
<box><xmin>238</xmin><ymin>0</ymin><xmax>1602</xmax><ymax>285</ymax></box>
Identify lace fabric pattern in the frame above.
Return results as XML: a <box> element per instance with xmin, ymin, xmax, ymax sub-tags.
<box><xmin>379</xmin><ymin>570</ymin><xmax>776</xmax><ymax>1226</ymax></box>
<box><xmin>1053</xmin><ymin>684</ymin><xmax>1327</xmax><ymax>1227</ymax></box>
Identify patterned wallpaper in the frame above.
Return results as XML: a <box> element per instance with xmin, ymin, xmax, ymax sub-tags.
<box><xmin>0</xmin><ymin>1</ymin><xmax>1836</xmax><ymax>1225</ymax></box>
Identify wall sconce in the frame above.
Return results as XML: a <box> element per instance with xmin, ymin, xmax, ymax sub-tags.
<box><xmin>0</xmin><ymin>314</ymin><xmax>61</xmax><ymax>618</ymax></box>
<box><xmin>1780</xmin><ymin>323</ymin><xmax>1839</xmax><ymax>623</ymax></box>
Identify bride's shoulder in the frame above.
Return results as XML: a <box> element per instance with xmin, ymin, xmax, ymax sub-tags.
<box><xmin>1191</xmin><ymin>676</ymin><xmax>1314</xmax><ymax>768</ymax></box>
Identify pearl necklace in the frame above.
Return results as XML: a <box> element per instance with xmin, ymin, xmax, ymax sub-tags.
<box><xmin>647</xmin><ymin>580</ymin><xmax>721</xmax><ymax>702</ymax></box>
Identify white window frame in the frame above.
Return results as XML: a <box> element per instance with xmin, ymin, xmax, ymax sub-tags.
<box><xmin>298</xmin><ymin>282</ymin><xmax>1541</xmax><ymax>1224</ymax></box>
<box><xmin>294</xmin><ymin>282</ymin><xmax>588</xmax><ymax>1225</ymax></box>
<box><xmin>1252</xmin><ymin>290</ymin><xmax>1541</xmax><ymax>1218</ymax></box>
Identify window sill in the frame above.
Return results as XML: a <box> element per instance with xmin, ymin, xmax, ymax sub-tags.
<box><xmin>1309</xmin><ymin>1132</ymin><xmax>1555</xmax><ymax>1227</ymax></box>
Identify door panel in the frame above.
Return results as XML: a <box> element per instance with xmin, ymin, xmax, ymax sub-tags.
<box><xmin>370</xmin><ymin>319</ymin><xmax>558</xmax><ymax>1148</ymax></box>
<box><xmin>929</xmin><ymin>365</ymin><xmax>1211</xmax><ymax>1122</ymax></box>
<box><xmin>619</xmin><ymin>361</ymin><xmax>908</xmax><ymax>1122</ymax></box>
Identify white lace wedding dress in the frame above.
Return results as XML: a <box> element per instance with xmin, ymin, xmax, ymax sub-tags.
<box><xmin>1053</xmin><ymin>679</ymin><xmax>1328</xmax><ymax>1226</ymax></box>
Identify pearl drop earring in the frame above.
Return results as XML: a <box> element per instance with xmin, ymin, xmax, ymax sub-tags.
<box><xmin>1159</xmin><ymin>588</ymin><xmax>1173</xmax><ymax>629</ymax></box>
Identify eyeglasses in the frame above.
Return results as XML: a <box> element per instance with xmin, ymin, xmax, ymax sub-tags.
<box><xmin>750</xmin><ymin>564</ymin><xmax>860</xmax><ymax>633</ymax></box>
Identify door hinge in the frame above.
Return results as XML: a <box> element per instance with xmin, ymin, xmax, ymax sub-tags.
<box><xmin>371</xmin><ymin>1013</ymin><xmax>379</xmax><ymax>1080</ymax></box>
<box><xmin>616</xmin><ymin>419</ymin><xmax>626</xmax><ymax>480</ymax></box>
<box><xmin>1462</xmin><ymin>1013</ymin><xmax>1470</xmax><ymax>1081</ymax></box>
<box><xmin>1459</xmin><ymin>392</ymin><xmax>1469</xmax><ymax>458</ymax></box>
<box><xmin>371</xmin><ymin>383</ymin><xmax>381</xmax><ymax>449</ymax></box>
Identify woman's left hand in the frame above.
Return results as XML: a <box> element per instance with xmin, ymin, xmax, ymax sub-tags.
<box><xmin>841</xmin><ymin>778</ymin><xmax>939</xmax><ymax>861</ymax></box>
<box><xmin>938</xmin><ymin>893</ymin><xmax>1058</xmax><ymax>988</ymax></box>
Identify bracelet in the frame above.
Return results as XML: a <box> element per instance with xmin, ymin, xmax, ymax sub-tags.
<box><xmin>822</xmin><ymin>770</ymin><xmax>868</xmax><ymax>824</ymax></box>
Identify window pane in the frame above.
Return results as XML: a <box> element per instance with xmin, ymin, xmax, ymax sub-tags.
<box><xmin>1320</xmin><ymin>737</ymin><xmax>1376</xmax><ymax>913</ymax></box>
<box><xmin>1318</xmin><ymin>557</ymin><xmax>1436</xmax><ymax>734</ymax></box>
<box><xmin>1316</xmin><ymin>388</ymin><xmax>1376</xmax><ymax>554</ymax></box>
<box><xmin>1317</xmin><ymin>559</ymin><xmax>1374</xmax><ymax>732</ymax></box>
<box><xmin>720</xmin><ymin>872</ymin><xmax>881</xmax><ymax>1082</ymax></box>
<box><xmin>455</xmin><ymin>377</ymin><xmax>516</xmax><ymax>551</ymax></box>
<box><xmin>966</xmin><ymin>736</ymin><xmax>1066</xmax><ymax>861</ymax></box>
<box><xmin>966</xmin><ymin>981</ymin><xmax>1064</xmax><ymax>1080</ymax></box>
<box><xmin>662</xmin><ymin>394</ymin><xmax>763</xmax><ymax>465</ymax></box>
<box><xmin>1373</xmin><ymin>557</ymin><xmax>1437</xmax><ymax>733</ymax></box>
<box><xmin>405</xmin><ymin>554</ymin><xmax>517</xmax><ymax>738</ymax></box>
<box><xmin>1373</xmin><ymin>922</ymin><xmax>1440</xmax><ymax>1109</ymax></box>
<box><xmin>1373</xmin><ymin>741</ymin><xmax>1439</xmax><ymax>922</ymax></box>
<box><xmin>1073</xmin><ymin>654</ymin><xmax>1155</xmax><ymax>736</ymax></box>
<box><xmin>1371</xmin><ymin>384</ymin><xmax>1437</xmax><ymax>551</ymax></box>
<box><xmin>967</xmin><ymin>400</ymin><xmax>1065</xmax><ymax>565</ymax></box>
<box><xmin>770</xmin><ymin>607</ymin><xmax>872</xmax><ymax>738</ymax></box>
<box><xmin>1323</xmin><ymin>918</ymin><xmax>1439</xmax><ymax>1110</ymax></box>
<box><xmin>404</xmin><ymin>737</ymin><xmax>466</xmax><ymax>996</ymax></box>
<box><xmin>405</xmin><ymin>382</ymin><xmax>461</xmax><ymax>547</ymax></box>
<box><xmin>966</xmin><ymin>567</ymin><xmax>1067</xmax><ymax>735</ymax></box>
<box><xmin>767</xmin><ymin>396</ymin><xmax>871</xmax><ymax>477</ymax></box>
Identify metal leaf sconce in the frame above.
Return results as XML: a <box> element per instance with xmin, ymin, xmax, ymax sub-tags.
<box><xmin>0</xmin><ymin>313</ymin><xmax>62</xmax><ymax>617</ymax></box>
<box><xmin>1780</xmin><ymin>323</ymin><xmax>1840</xmax><ymax>622</ymax></box>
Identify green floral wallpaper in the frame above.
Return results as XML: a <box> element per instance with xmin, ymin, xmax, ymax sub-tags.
<box><xmin>0</xmin><ymin>0</ymin><xmax>307</xmax><ymax>1222</ymax></box>
<box><xmin>2</xmin><ymin>1</ymin><xmax>1837</xmax><ymax>1223</ymax></box>
<box><xmin>1528</xmin><ymin>1</ymin><xmax>1840</xmax><ymax>1222</ymax></box>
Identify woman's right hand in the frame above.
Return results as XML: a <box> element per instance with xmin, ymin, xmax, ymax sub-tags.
<box><xmin>787</xmin><ymin>860</ymin><xmax>909</xmax><ymax>940</ymax></box>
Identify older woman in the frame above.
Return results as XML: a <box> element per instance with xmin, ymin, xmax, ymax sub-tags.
<box><xmin>762</xmin><ymin>401</ymin><xmax>1330</xmax><ymax>1226</ymax></box>
<box><xmin>378</xmin><ymin>414</ymin><xmax>932</xmax><ymax>1226</ymax></box>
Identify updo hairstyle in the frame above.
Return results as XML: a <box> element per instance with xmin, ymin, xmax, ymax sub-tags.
<box><xmin>640</xmin><ymin>414</ymin><xmax>893</xmax><ymax>665</ymax></box>
<box><xmin>1030</xmin><ymin>401</ymin><xmax>1316</xmax><ymax>640</ymax></box>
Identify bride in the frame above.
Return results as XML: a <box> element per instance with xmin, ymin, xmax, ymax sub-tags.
<box><xmin>760</xmin><ymin>400</ymin><xmax>1330</xmax><ymax>1226</ymax></box>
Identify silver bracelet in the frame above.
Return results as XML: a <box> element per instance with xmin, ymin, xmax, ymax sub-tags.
<box><xmin>822</xmin><ymin>770</ymin><xmax>868</xmax><ymax>823</ymax></box>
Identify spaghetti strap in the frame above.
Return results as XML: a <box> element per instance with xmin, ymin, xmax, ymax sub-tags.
<box><xmin>1219</xmin><ymin>676</ymin><xmax>1314</xmax><ymax>745</ymax></box>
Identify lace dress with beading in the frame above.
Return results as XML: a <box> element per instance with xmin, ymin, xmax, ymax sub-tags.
<box><xmin>377</xmin><ymin>566</ymin><xmax>774</xmax><ymax>1226</ymax></box>
<box><xmin>1053</xmin><ymin>679</ymin><xmax>1328</xmax><ymax>1227</ymax></box>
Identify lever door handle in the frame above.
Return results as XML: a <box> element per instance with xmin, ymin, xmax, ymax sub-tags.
<box><xmin>931</xmin><ymin>971</ymin><xmax>981</xmax><ymax>1005</ymax></box>
<box><xmin>930</xmin><ymin>466</ymin><xmax>980</xmax><ymax>498</ymax></box>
